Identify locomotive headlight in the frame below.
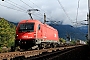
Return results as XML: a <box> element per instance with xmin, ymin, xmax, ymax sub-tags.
<box><xmin>15</xmin><ymin>34</ymin><xmax>18</xmax><ymax>38</ymax></box>
<box><xmin>17</xmin><ymin>35</ymin><xmax>18</xmax><ymax>36</ymax></box>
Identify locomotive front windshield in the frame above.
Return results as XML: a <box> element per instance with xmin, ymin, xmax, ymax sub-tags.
<box><xmin>19</xmin><ymin>23</ymin><xmax>34</xmax><ymax>32</ymax></box>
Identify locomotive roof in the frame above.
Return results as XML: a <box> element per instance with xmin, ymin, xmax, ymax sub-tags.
<box><xmin>19</xmin><ymin>19</ymin><xmax>40</xmax><ymax>23</ymax></box>
<box><xmin>18</xmin><ymin>19</ymin><xmax>58</xmax><ymax>31</ymax></box>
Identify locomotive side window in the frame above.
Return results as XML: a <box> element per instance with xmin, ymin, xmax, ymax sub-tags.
<box><xmin>38</xmin><ymin>24</ymin><xmax>40</xmax><ymax>30</ymax></box>
<box><xmin>19</xmin><ymin>23</ymin><xmax>34</xmax><ymax>32</ymax></box>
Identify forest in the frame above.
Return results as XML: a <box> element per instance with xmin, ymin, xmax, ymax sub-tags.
<box><xmin>0</xmin><ymin>18</ymin><xmax>16</xmax><ymax>50</ymax></box>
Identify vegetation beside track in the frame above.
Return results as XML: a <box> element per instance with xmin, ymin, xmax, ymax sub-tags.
<box><xmin>0</xmin><ymin>17</ymin><xmax>16</xmax><ymax>52</ymax></box>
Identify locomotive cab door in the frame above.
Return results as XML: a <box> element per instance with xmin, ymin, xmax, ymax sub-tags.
<box><xmin>37</xmin><ymin>24</ymin><xmax>42</xmax><ymax>39</ymax></box>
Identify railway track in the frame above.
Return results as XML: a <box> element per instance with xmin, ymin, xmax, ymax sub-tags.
<box><xmin>26</xmin><ymin>45</ymin><xmax>82</xmax><ymax>60</ymax></box>
<box><xmin>0</xmin><ymin>45</ymin><xmax>83</xmax><ymax>60</ymax></box>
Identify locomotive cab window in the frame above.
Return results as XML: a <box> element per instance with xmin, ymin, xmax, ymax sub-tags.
<box><xmin>38</xmin><ymin>24</ymin><xmax>40</xmax><ymax>30</ymax></box>
<box><xmin>19</xmin><ymin>23</ymin><xmax>34</xmax><ymax>32</ymax></box>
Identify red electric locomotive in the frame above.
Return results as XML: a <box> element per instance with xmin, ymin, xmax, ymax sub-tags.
<box><xmin>15</xmin><ymin>19</ymin><xmax>59</xmax><ymax>50</ymax></box>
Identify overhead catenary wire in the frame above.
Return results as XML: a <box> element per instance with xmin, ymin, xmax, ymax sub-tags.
<box><xmin>20</xmin><ymin>0</ymin><xmax>33</xmax><ymax>8</ymax></box>
<box><xmin>19</xmin><ymin>0</ymin><xmax>47</xmax><ymax>20</ymax></box>
<box><xmin>20</xmin><ymin>0</ymin><xmax>44</xmax><ymax>18</ymax></box>
<box><xmin>7</xmin><ymin>0</ymin><xmax>27</xmax><ymax>9</ymax></box>
<box><xmin>0</xmin><ymin>4</ymin><xmax>43</xmax><ymax>20</ymax></box>
<box><xmin>20</xmin><ymin>0</ymin><xmax>43</xmax><ymax>19</ymax></box>
<box><xmin>4</xmin><ymin>0</ymin><xmax>26</xmax><ymax>12</ymax></box>
<box><xmin>57</xmin><ymin>0</ymin><xmax>73</xmax><ymax>22</ymax></box>
<box><xmin>28</xmin><ymin>0</ymin><xmax>46</xmax><ymax>13</ymax></box>
<box><xmin>0</xmin><ymin>0</ymin><xmax>49</xmax><ymax>21</ymax></box>
<box><xmin>0</xmin><ymin>4</ymin><xmax>26</xmax><ymax>13</ymax></box>
<box><xmin>28</xmin><ymin>0</ymin><xmax>54</xmax><ymax>21</ymax></box>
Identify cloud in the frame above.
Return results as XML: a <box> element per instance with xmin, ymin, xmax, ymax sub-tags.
<box><xmin>0</xmin><ymin>0</ymin><xmax>88</xmax><ymax>25</ymax></box>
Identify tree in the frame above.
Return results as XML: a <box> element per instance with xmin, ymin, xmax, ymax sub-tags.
<box><xmin>0</xmin><ymin>18</ymin><xmax>16</xmax><ymax>48</ymax></box>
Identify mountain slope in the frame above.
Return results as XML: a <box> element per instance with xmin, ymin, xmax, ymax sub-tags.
<box><xmin>50</xmin><ymin>24</ymin><xmax>87</xmax><ymax>40</ymax></box>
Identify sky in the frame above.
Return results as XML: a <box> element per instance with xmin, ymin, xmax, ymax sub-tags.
<box><xmin>0</xmin><ymin>0</ymin><xmax>88</xmax><ymax>26</ymax></box>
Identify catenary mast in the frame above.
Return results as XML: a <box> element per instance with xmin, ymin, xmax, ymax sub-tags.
<box><xmin>88</xmin><ymin>0</ymin><xmax>90</xmax><ymax>44</ymax></box>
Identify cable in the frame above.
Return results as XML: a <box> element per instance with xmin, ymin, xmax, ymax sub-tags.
<box><xmin>28</xmin><ymin>0</ymin><xmax>46</xmax><ymax>13</ymax></box>
<box><xmin>0</xmin><ymin>4</ymin><xmax>25</xmax><ymax>13</ymax></box>
<box><xmin>20</xmin><ymin>0</ymin><xmax>33</xmax><ymax>8</ymax></box>
<box><xmin>7</xmin><ymin>0</ymin><xmax>27</xmax><ymax>9</ymax></box>
<box><xmin>4</xmin><ymin>1</ymin><xmax>26</xmax><ymax>11</ymax></box>
<box><xmin>3</xmin><ymin>0</ymin><xmax>51</xmax><ymax>21</ymax></box>
<box><xmin>0</xmin><ymin>3</ymin><xmax>43</xmax><ymax>20</ymax></box>
<box><xmin>20</xmin><ymin>0</ymin><xmax>44</xmax><ymax>18</ymax></box>
<box><xmin>28</xmin><ymin>0</ymin><xmax>53</xmax><ymax>21</ymax></box>
<box><xmin>57</xmin><ymin>0</ymin><xmax>73</xmax><ymax>22</ymax></box>
<box><xmin>6</xmin><ymin>0</ymin><xmax>43</xmax><ymax>20</ymax></box>
<box><xmin>20</xmin><ymin>0</ymin><xmax>53</xmax><ymax>21</ymax></box>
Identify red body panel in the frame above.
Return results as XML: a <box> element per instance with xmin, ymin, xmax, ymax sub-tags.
<box><xmin>40</xmin><ymin>24</ymin><xmax>59</xmax><ymax>41</ymax></box>
<box><xmin>16</xmin><ymin>19</ymin><xmax>59</xmax><ymax>42</ymax></box>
